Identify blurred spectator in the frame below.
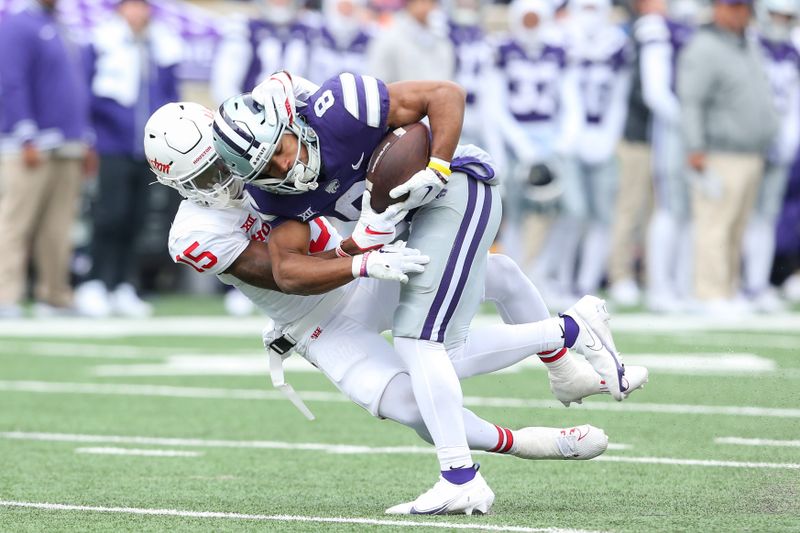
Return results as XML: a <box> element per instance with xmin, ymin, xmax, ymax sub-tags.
<box><xmin>211</xmin><ymin>0</ymin><xmax>315</xmax><ymax>315</ymax></box>
<box><xmin>210</xmin><ymin>0</ymin><xmax>313</xmax><ymax>104</ymax></box>
<box><xmin>366</xmin><ymin>0</ymin><xmax>455</xmax><ymax>82</ymax></box>
<box><xmin>486</xmin><ymin>0</ymin><xmax>581</xmax><ymax>304</ymax></box>
<box><xmin>558</xmin><ymin>0</ymin><xmax>631</xmax><ymax>299</ymax></box>
<box><xmin>446</xmin><ymin>0</ymin><xmax>494</xmax><ymax>148</ymax></box>
<box><xmin>638</xmin><ymin>0</ymin><xmax>695</xmax><ymax>312</ymax></box>
<box><xmin>74</xmin><ymin>0</ymin><xmax>182</xmax><ymax>318</ymax></box>
<box><xmin>0</xmin><ymin>0</ymin><xmax>94</xmax><ymax>318</ymax></box>
<box><xmin>307</xmin><ymin>0</ymin><xmax>373</xmax><ymax>83</ymax></box>
<box><xmin>607</xmin><ymin>0</ymin><xmax>656</xmax><ymax>308</ymax></box>
<box><xmin>741</xmin><ymin>0</ymin><xmax>800</xmax><ymax>312</ymax></box>
<box><xmin>678</xmin><ymin>0</ymin><xmax>778</xmax><ymax>312</ymax></box>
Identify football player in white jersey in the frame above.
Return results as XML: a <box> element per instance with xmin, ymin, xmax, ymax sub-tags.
<box><xmin>306</xmin><ymin>0</ymin><xmax>372</xmax><ymax>84</ymax></box>
<box><xmin>485</xmin><ymin>0</ymin><xmax>583</xmax><ymax>299</ymax></box>
<box><xmin>636</xmin><ymin>0</ymin><xmax>696</xmax><ymax>313</ymax></box>
<box><xmin>557</xmin><ymin>0</ymin><xmax>632</xmax><ymax>300</ymax></box>
<box><xmin>145</xmin><ymin>101</ymin><xmax>648</xmax><ymax>515</ymax></box>
<box><xmin>744</xmin><ymin>0</ymin><xmax>800</xmax><ymax>311</ymax></box>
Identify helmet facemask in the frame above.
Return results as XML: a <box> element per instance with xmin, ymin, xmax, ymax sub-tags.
<box><xmin>214</xmin><ymin>95</ymin><xmax>322</xmax><ymax>195</ymax></box>
<box><xmin>183</xmin><ymin>158</ymin><xmax>244</xmax><ymax>209</ymax></box>
<box><xmin>145</xmin><ymin>102</ymin><xmax>245</xmax><ymax>210</ymax></box>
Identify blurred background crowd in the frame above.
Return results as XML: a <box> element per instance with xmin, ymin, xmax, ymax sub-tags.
<box><xmin>1</xmin><ymin>0</ymin><xmax>800</xmax><ymax>319</ymax></box>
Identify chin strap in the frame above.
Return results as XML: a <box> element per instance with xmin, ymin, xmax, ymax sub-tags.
<box><xmin>264</xmin><ymin>289</ymin><xmax>347</xmax><ymax>420</ymax></box>
<box><xmin>267</xmin><ymin>338</ymin><xmax>315</xmax><ymax>421</ymax></box>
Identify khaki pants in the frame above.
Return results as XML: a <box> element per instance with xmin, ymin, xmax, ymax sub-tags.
<box><xmin>608</xmin><ymin>140</ymin><xmax>652</xmax><ymax>284</ymax></box>
<box><xmin>0</xmin><ymin>152</ymin><xmax>82</xmax><ymax>307</ymax></box>
<box><xmin>692</xmin><ymin>152</ymin><xmax>763</xmax><ymax>300</ymax></box>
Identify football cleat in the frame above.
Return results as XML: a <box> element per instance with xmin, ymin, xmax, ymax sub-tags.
<box><xmin>385</xmin><ymin>470</ymin><xmax>494</xmax><ymax>516</ymax></box>
<box><xmin>562</xmin><ymin>296</ymin><xmax>626</xmax><ymax>401</ymax></box>
<box><xmin>549</xmin><ymin>356</ymin><xmax>649</xmax><ymax>407</ymax></box>
<box><xmin>511</xmin><ymin>424</ymin><xmax>608</xmax><ymax>460</ymax></box>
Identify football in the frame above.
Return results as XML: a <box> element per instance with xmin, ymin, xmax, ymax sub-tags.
<box><xmin>365</xmin><ymin>122</ymin><xmax>431</xmax><ymax>213</ymax></box>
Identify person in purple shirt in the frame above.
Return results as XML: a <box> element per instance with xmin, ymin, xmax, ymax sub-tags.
<box><xmin>211</xmin><ymin>71</ymin><xmax>631</xmax><ymax>514</ymax></box>
<box><xmin>73</xmin><ymin>0</ymin><xmax>182</xmax><ymax>319</ymax></box>
<box><xmin>0</xmin><ymin>0</ymin><xmax>94</xmax><ymax>318</ymax></box>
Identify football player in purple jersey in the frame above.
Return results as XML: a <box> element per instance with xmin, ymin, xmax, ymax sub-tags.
<box><xmin>211</xmin><ymin>71</ymin><xmax>633</xmax><ymax>514</ymax></box>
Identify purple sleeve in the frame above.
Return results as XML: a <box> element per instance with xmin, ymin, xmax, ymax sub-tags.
<box><xmin>0</xmin><ymin>16</ymin><xmax>37</xmax><ymax>140</ymax></box>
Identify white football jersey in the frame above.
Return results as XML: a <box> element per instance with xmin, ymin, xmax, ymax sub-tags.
<box><xmin>168</xmin><ymin>195</ymin><xmax>345</xmax><ymax>328</ymax></box>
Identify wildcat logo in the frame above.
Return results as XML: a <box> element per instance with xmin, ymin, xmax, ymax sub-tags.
<box><xmin>325</xmin><ymin>179</ymin><xmax>340</xmax><ymax>194</ymax></box>
<box><xmin>150</xmin><ymin>158</ymin><xmax>171</xmax><ymax>174</ymax></box>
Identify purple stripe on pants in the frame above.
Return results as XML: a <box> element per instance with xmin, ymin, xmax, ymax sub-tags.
<box><xmin>420</xmin><ymin>178</ymin><xmax>479</xmax><ymax>341</ymax></box>
<box><xmin>436</xmin><ymin>181</ymin><xmax>493</xmax><ymax>342</ymax></box>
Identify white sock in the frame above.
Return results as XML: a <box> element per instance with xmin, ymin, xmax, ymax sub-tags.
<box><xmin>647</xmin><ymin>209</ymin><xmax>678</xmax><ymax>296</ymax></box>
<box><xmin>554</xmin><ymin>216</ymin><xmax>584</xmax><ymax>294</ymax></box>
<box><xmin>392</xmin><ymin>337</ymin><xmax>472</xmax><ymax>470</ymax></box>
<box><xmin>577</xmin><ymin>224</ymin><xmax>611</xmax><ymax>295</ymax></box>
<box><xmin>483</xmin><ymin>254</ymin><xmax>550</xmax><ymax>324</ymax></box>
<box><xmin>377</xmin><ymin>373</ymin><xmax>503</xmax><ymax>452</ymax></box>
<box><xmin>449</xmin><ymin>320</ymin><xmax>564</xmax><ymax>379</ymax></box>
<box><xmin>743</xmin><ymin>216</ymin><xmax>775</xmax><ymax>294</ymax></box>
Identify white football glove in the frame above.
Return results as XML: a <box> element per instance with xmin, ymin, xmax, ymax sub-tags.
<box><xmin>252</xmin><ymin>71</ymin><xmax>296</xmax><ymax>127</ymax></box>
<box><xmin>389</xmin><ymin>166</ymin><xmax>449</xmax><ymax>211</ymax></box>
<box><xmin>352</xmin><ymin>241</ymin><xmax>430</xmax><ymax>283</ymax></box>
<box><xmin>349</xmin><ymin>191</ymin><xmax>408</xmax><ymax>252</ymax></box>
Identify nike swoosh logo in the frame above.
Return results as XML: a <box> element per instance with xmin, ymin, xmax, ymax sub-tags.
<box><xmin>364</xmin><ymin>225</ymin><xmax>393</xmax><ymax>236</ymax></box>
<box><xmin>351</xmin><ymin>152</ymin><xmax>365</xmax><ymax>170</ymax></box>
<box><xmin>582</xmin><ymin>328</ymin><xmax>602</xmax><ymax>352</ymax></box>
<box><xmin>420</xmin><ymin>185</ymin><xmax>434</xmax><ymax>202</ymax></box>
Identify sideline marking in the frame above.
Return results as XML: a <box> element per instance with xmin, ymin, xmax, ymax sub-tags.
<box><xmin>715</xmin><ymin>437</ymin><xmax>800</xmax><ymax>448</ymax></box>
<box><xmin>0</xmin><ymin>312</ymin><xmax>800</xmax><ymax>338</ymax></box>
<box><xmin>0</xmin><ymin>500</ymin><xmax>600</xmax><ymax>533</ymax></box>
<box><xmin>595</xmin><ymin>455</ymin><xmax>800</xmax><ymax>470</ymax></box>
<box><xmin>75</xmin><ymin>447</ymin><xmax>203</xmax><ymax>457</ymax></box>
<box><xmin>11</xmin><ymin>431</ymin><xmax>800</xmax><ymax>469</ymax></box>
<box><xmin>1</xmin><ymin>380</ymin><xmax>799</xmax><ymax>418</ymax></box>
<box><xmin>0</xmin><ymin>431</ymin><xmax>630</xmax><ymax>454</ymax></box>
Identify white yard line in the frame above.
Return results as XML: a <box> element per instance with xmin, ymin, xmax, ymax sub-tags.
<box><xmin>2</xmin><ymin>380</ymin><xmax>799</xmax><ymax>419</ymax></box>
<box><xmin>714</xmin><ymin>437</ymin><xmax>800</xmax><ymax>448</ymax></box>
<box><xmin>0</xmin><ymin>431</ymin><xmax>630</xmax><ymax>454</ymax></box>
<box><xmin>75</xmin><ymin>447</ymin><xmax>203</xmax><ymax>457</ymax></box>
<box><xmin>1</xmin><ymin>313</ymin><xmax>800</xmax><ymax>338</ymax></box>
<box><xmin>595</xmin><ymin>456</ymin><xmax>800</xmax><ymax>470</ymax></box>
<box><xmin>0</xmin><ymin>501</ymin><xmax>600</xmax><ymax>533</ymax></box>
<box><xmin>0</xmin><ymin>342</ymin><xmax>170</xmax><ymax>359</ymax></box>
<box><xmin>2</xmin><ymin>433</ymin><xmax>796</xmax><ymax>470</ymax></box>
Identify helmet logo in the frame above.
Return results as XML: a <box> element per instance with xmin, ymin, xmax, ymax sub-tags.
<box><xmin>192</xmin><ymin>146</ymin><xmax>213</xmax><ymax>165</ymax></box>
<box><xmin>150</xmin><ymin>158</ymin><xmax>171</xmax><ymax>174</ymax></box>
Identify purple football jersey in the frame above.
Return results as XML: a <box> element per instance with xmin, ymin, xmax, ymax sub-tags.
<box><xmin>242</xmin><ymin>19</ymin><xmax>315</xmax><ymax>92</ymax></box>
<box><xmin>247</xmin><ymin>73</ymin><xmax>390</xmax><ymax>223</ymax></box>
<box><xmin>495</xmin><ymin>40</ymin><xmax>567</xmax><ymax>123</ymax></box>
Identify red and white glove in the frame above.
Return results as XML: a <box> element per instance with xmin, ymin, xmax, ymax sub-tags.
<box><xmin>352</xmin><ymin>242</ymin><xmax>430</xmax><ymax>284</ymax></box>
<box><xmin>346</xmin><ymin>191</ymin><xmax>408</xmax><ymax>253</ymax></box>
<box><xmin>389</xmin><ymin>157</ymin><xmax>451</xmax><ymax>211</ymax></box>
<box><xmin>252</xmin><ymin>71</ymin><xmax>296</xmax><ymax>127</ymax></box>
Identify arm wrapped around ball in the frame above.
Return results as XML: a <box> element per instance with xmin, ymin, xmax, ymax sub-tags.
<box><xmin>351</xmin><ymin>242</ymin><xmax>430</xmax><ymax>284</ymax></box>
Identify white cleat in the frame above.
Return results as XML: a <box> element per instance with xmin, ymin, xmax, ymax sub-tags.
<box><xmin>385</xmin><ymin>470</ymin><xmax>494</xmax><ymax>516</ymax></box>
<box><xmin>512</xmin><ymin>424</ymin><xmax>608</xmax><ymax>460</ymax></box>
<box><xmin>562</xmin><ymin>296</ymin><xmax>626</xmax><ymax>401</ymax></box>
<box><xmin>549</xmin><ymin>357</ymin><xmax>650</xmax><ymax>407</ymax></box>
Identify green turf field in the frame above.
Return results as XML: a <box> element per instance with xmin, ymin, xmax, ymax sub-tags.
<box><xmin>1</xmin><ymin>303</ymin><xmax>799</xmax><ymax>532</ymax></box>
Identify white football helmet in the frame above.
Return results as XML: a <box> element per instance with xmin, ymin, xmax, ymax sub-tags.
<box><xmin>258</xmin><ymin>0</ymin><xmax>298</xmax><ymax>25</ymax></box>
<box><xmin>509</xmin><ymin>0</ymin><xmax>554</xmax><ymax>51</ymax></box>
<box><xmin>144</xmin><ymin>102</ymin><xmax>243</xmax><ymax>209</ymax></box>
<box><xmin>758</xmin><ymin>0</ymin><xmax>798</xmax><ymax>42</ymax></box>
<box><xmin>212</xmin><ymin>93</ymin><xmax>322</xmax><ymax>195</ymax></box>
